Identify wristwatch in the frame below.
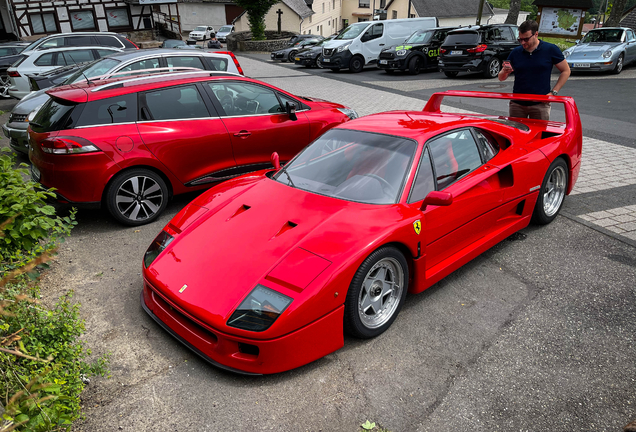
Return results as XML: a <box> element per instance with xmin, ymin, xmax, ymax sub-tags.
<box><xmin>551</xmin><ymin>90</ymin><xmax>558</xmax><ymax>95</ymax></box>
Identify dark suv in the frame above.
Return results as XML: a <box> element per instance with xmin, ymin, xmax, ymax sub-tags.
<box><xmin>378</xmin><ymin>27</ymin><xmax>457</xmax><ymax>75</ymax></box>
<box><xmin>438</xmin><ymin>24</ymin><xmax>519</xmax><ymax>78</ymax></box>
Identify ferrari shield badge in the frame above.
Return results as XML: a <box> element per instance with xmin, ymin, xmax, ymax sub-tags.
<box><xmin>179</xmin><ymin>284</ymin><xmax>188</xmax><ymax>293</ymax></box>
<box><xmin>413</xmin><ymin>220</ymin><xmax>422</xmax><ymax>235</ymax></box>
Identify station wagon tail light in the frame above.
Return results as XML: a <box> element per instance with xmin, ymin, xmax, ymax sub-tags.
<box><xmin>227</xmin><ymin>285</ymin><xmax>292</xmax><ymax>332</ymax></box>
<box><xmin>467</xmin><ymin>44</ymin><xmax>487</xmax><ymax>53</ymax></box>
<box><xmin>127</xmin><ymin>38</ymin><xmax>139</xmax><ymax>49</ymax></box>
<box><xmin>215</xmin><ymin>51</ymin><xmax>244</xmax><ymax>75</ymax></box>
<box><xmin>8</xmin><ymin>70</ymin><xmax>20</xmax><ymax>77</ymax></box>
<box><xmin>41</xmin><ymin>136</ymin><xmax>101</xmax><ymax>154</ymax></box>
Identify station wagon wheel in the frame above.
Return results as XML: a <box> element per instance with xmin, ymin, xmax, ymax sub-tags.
<box><xmin>532</xmin><ymin>158</ymin><xmax>568</xmax><ymax>225</ymax></box>
<box><xmin>106</xmin><ymin>168</ymin><xmax>169</xmax><ymax>226</ymax></box>
<box><xmin>344</xmin><ymin>246</ymin><xmax>408</xmax><ymax>338</ymax></box>
<box><xmin>349</xmin><ymin>55</ymin><xmax>364</xmax><ymax>73</ymax></box>
<box><xmin>612</xmin><ymin>53</ymin><xmax>624</xmax><ymax>74</ymax></box>
<box><xmin>484</xmin><ymin>57</ymin><xmax>501</xmax><ymax>78</ymax></box>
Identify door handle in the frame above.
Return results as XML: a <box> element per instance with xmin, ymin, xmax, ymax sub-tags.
<box><xmin>234</xmin><ymin>131</ymin><xmax>251</xmax><ymax>138</ymax></box>
<box><xmin>379</xmin><ymin>44</ymin><xmax>385</xmax><ymax>46</ymax></box>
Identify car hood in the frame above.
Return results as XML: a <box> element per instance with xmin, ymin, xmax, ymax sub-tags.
<box><xmin>323</xmin><ymin>39</ymin><xmax>349</xmax><ymax>49</ymax></box>
<box><xmin>146</xmin><ymin>175</ymin><xmax>408</xmax><ymax>335</ymax></box>
<box><xmin>296</xmin><ymin>46</ymin><xmax>322</xmax><ymax>56</ymax></box>
<box><xmin>567</xmin><ymin>43</ymin><xmax>619</xmax><ymax>58</ymax></box>
<box><xmin>13</xmin><ymin>89</ymin><xmax>49</xmax><ymax>114</ymax></box>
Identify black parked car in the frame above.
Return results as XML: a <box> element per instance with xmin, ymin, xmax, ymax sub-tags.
<box><xmin>271</xmin><ymin>36</ymin><xmax>324</xmax><ymax>62</ymax></box>
<box><xmin>293</xmin><ymin>37</ymin><xmax>334</xmax><ymax>68</ymax></box>
<box><xmin>378</xmin><ymin>27</ymin><xmax>457</xmax><ymax>75</ymax></box>
<box><xmin>438</xmin><ymin>24</ymin><xmax>519</xmax><ymax>78</ymax></box>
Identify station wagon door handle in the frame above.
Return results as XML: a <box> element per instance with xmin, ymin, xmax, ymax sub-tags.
<box><xmin>234</xmin><ymin>130</ymin><xmax>251</xmax><ymax>138</ymax></box>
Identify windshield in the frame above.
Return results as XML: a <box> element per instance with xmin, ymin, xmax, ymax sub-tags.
<box><xmin>406</xmin><ymin>30</ymin><xmax>434</xmax><ymax>44</ymax></box>
<box><xmin>63</xmin><ymin>58</ymin><xmax>121</xmax><ymax>84</ymax></box>
<box><xmin>193</xmin><ymin>26</ymin><xmax>207</xmax><ymax>32</ymax></box>
<box><xmin>274</xmin><ymin>129</ymin><xmax>416</xmax><ymax>205</ymax></box>
<box><xmin>335</xmin><ymin>23</ymin><xmax>369</xmax><ymax>40</ymax></box>
<box><xmin>581</xmin><ymin>29</ymin><xmax>624</xmax><ymax>43</ymax></box>
<box><xmin>218</xmin><ymin>26</ymin><xmax>232</xmax><ymax>32</ymax></box>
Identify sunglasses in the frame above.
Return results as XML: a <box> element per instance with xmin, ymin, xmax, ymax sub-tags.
<box><xmin>517</xmin><ymin>33</ymin><xmax>536</xmax><ymax>43</ymax></box>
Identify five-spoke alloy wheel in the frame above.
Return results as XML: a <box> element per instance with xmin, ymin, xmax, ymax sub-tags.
<box><xmin>533</xmin><ymin>158</ymin><xmax>568</xmax><ymax>225</ymax></box>
<box><xmin>106</xmin><ymin>168</ymin><xmax>168</xmax><ymax>226</ymax></box>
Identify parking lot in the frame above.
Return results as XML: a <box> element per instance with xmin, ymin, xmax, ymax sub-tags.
<box><xmin>1</xmin><ymin>55</ymin><xmax>635</xmax><ymax>432</ymax></box>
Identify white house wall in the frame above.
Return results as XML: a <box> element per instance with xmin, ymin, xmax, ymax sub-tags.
<box><xmin>162</xmin><ymin>3</ymin><xmax>225</xmax><ymax>32</ymax></box>
<box><xmin>302</xmin><ymin>0</ymin><xmax>342</xmax><ymax>35</ymax></box>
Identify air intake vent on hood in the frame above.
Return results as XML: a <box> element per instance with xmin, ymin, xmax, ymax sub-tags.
<box><xmin>272</xmin><ymin>221</ymin><xmax>297</xmax><ymax>239</ymax></box>
<box><xmin>227</xmin><ymin>204</ymin><xmax>250</xmax><ymax>221</ymax></box>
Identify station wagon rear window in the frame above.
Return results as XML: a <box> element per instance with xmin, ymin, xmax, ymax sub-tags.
<box><xmin>31</xmin><ymin>98</ymin><xmax>78</xmax><ymax>132</ymax></box>
<box><xmin>443</xmin><ymin>32</ymin><xmax>479</xmax><ymax>45</ymax></box>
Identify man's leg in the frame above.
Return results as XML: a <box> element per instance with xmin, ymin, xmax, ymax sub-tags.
<box><xmin>527</xmin><ymin>103</ymin><xmax>551</xmax><ymax>120</ymax></box>
<box><xmin>508</xmin><ymin>101</ymin><xmax>529</xmax><ymax>118</ymax></box>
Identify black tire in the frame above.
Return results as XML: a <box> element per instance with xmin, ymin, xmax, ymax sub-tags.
<box><xmin>532</xmin><ymin>158</ymin><xmax>568</xmax><ymax>225</ymax></box>
<box><xmin>444</xmin><ymin>71</ymin><xmax>459</xmax><ymax>78</ymax></box>
<box><xmin>484</xmin><ymin>57</ymin><xmax>501</xmax><ymax>78</ymax></box>
<box><xmin>288</xmin><ymin>50</ymin><xmax>297</xmax><ymax>63</ymax></box>
<box><xmin>344</xmin><ymin>246</ymin><xmax>409</xmax><ymax>339</ymax></box>
<box><xmin>408</xmin><ymin>56</ymin><xmax>423</xmax><ymax>75</ymax></box>
<box><xmin>612</xmin><ymin>53</ymin><xmax>624</xmax><ymax>74</ymax></box>
<box><xmin>349</xmin><ymin>55</ymin><xmax>364</xmax><ymax>73</ymax></box>
<box><xmin>106</xmin><ymin>168</ymin><xmax>169</xmax><ymax>226</ymax></box>
<box><xmin>316</xmin><ymin>57</ymin><xmax>323</xmax><ymax>68</ymax></box>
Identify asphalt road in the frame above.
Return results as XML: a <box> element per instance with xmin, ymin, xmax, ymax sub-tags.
<box><xmin>1</xmin><ymin>54</ymin><xmax>635</xmax><ymax>432</ymax></box>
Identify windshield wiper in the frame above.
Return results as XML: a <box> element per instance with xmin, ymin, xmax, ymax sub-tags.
<box><xmin>279</xmin><ymin>164</ymin><xmax>296</xmax><ymax>188</ymax></box>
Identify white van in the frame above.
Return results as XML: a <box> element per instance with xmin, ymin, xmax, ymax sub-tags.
<box><xmin>321</xmin><ymin>17</ymin><xmax>438</xmax><ymax>72</ymax></box>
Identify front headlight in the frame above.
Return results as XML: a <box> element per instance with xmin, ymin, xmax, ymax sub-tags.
<box><xmin>144</xmin><ymin>231</ymin><xmax>174</xmax><ymax>268</ymax></box>
<box><xmin>602</xmin><ymin>50</ymin><xmax>612</xmax><ymax>58</ymax></box>
<box><xmin>396</xmin><ymin>49</ymin><xmax>407</xmax><ymax>56</ymax></box>
<box><xmin>227</xmin><ymin>285</ymin><xmax>292</xmax><ymax>332</ymax></box>
<box><xmin>563</xmin><ymin>50</ymin><xmax>571</xmax><ymax>58</ymax></box>
<box><xmin>337</xmin><ymin>107</ymin><xmax>359</xmax><ymax>120</ymax></box>
<box><xmin>26</xmin><ymin>104</ymin><xmax>44</xmax><ymax>122</ymax></box>
<box><xmin>337</xmin><ymin>43</ymin><xmax>351</xmax><ymax>53</ymax></box>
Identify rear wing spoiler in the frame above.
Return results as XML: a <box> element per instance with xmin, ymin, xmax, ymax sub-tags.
<box><xmin>423</xmin><ymin>90</ymin><xmax>581</xmax><ymax>135</ymax></box>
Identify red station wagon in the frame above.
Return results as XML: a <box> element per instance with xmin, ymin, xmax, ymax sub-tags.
<box><xmin>28</xmin><ymin>71</ymin><xmax>358</xmax><ymax>225</ymax></box>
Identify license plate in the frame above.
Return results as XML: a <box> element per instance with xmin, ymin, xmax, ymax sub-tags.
<box><xmin>295</xmin><ymin>57</ymin><xmax>300</xmax><ymax>61</ymax></box>
<box><xmin>323</xmin><ymin>58</ymin><xmax>330</xmax><ymax>62</ymax></box>
<box><xmin>31</xmin><ymin>165</ymin><xmax>40</xmax><ymax>182</ymax></box>
<box><xmin>450</xmin><ymin>50</ymin><xmax>462</xmax><ymax>55</ymax></box>
<box><xmin>379</xmin><ymin>60</ymin><xmax>387</xmax><ymax>64</ymax></box>
<box><xmin>572</xmin><ymin>63</ymin><xmax>590</xmax><ymax>68</ymax></box>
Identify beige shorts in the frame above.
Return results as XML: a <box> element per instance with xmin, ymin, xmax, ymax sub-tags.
<box><xmin>509</xmin><ymin>101</ymin><xmax>551</xmax><ymax>121</ymax></box>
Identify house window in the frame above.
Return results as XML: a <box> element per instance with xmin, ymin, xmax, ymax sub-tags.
<box><xmin>322</xmin><ymin>3</ymin><xmax>325</xmax><ymax>13</ymax></box>
<box><xmin>30</xmin><ymin>13</ymin><xmax>57</xmax><ymax>34</ymax></box>
<box><xmin>379</xmin><ymin>0</ymin><xmax>386</xmax><ymax>7</ymax></box>
<box><xmin>392</xmin><ymin>10</ymin><xmax>397</xmax><ymax>19</ymax></box>
<box><xmin>70</xmin><ymin>10</ymin><xmax>96</xmax><ymax>31</ymax></box>
<box><xmin>106</xmin><ymin>8</ymin><xmax>131</xmax><ymax>29</ymax></box>
<box><xmin>359</xmin><ymin>0</ymin><xmax>370</xmax><ymax>8</ymax></box>
<box><xmin>332</xmin><ymin>0</ymin><xmax>335</xmax><ymax>9</ymax></box>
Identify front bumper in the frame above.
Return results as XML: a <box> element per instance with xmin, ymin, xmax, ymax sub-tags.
<box><xmin>377</xmin><ymin>57</ymin><xmax>408</xmax><ymax>71</ymax></box>
<box><xmin>3</xmin><ymin>123</ymin><xmax>29</xmax><ymax>154</ymax></box>
<box><xmin>270</xmin><ymin>52</ymin><xmax>287</xmax><ymax>60</ymax></box>
<box><xmin>142</xmin><ymin>279</ymin><xmax>344</xmax><ymax>375</ymax></box>
<box><xmin>189</xmin><ymin>34</ymin><xmax>205</xmax><ymax>40</ymax></box>
<box><xmin>567</xmin><ymin>59</ymin><xmax>617</xmax><ymax>72</ymax></box>
<box><xmin>293</xmin><ymin>56</ymin><xmax>316</xmax><ymax>66</ymax></box>
<box><xmin>321</xmin><ymin>50</ymin><xmax>352</xmax><ymax>69</ymax></box>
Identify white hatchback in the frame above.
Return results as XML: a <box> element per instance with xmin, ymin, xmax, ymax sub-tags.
<box><xmin>189</xmin><ymin>26</ymin><xmax>215</xmax><ymax>41</ymax></box>
<box><xmin>7</xmin><ymin>46</ymin><xmax>123</xmax><ymax>99</ymax></box>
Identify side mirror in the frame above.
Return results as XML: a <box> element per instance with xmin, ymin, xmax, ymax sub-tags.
<box><xmin>271</xmin><ymin>152</ymin><xmax>280</xmax><ymax>170</ymax></box>
<box><xmin>420</xmin><ymin>190</ymin><xmax>453</xmax><ymax>211</ymax></box>
<box><xmin>575</xmin><ymin>39</ymin><xmax>580</xmax><ymax>44</ymax></box>
<box><xmin>361</xmin><ymin>33</ymin><xmax>370</xmax><ymax>42</ymax></box>
<box><xmin>285</xmin><ymin>101</ymin><xmax>298</xmax><ymax>121</ymax></box>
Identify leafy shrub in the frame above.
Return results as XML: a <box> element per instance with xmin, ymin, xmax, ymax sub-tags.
<box><xmin>0</xmin><ymin>149</ymin><xmax>76</xmax><ymax>274</ymax></box>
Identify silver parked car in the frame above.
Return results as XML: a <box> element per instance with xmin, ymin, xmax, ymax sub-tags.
<box><xmin>563</xmin><ymin>27</ymin><xmax>636</xmax><ymax>74</ymax></box>
<box><xmin>3</xmin><ymin>48</ymin><xmax>244</xmax><ymax>155</ymax></box>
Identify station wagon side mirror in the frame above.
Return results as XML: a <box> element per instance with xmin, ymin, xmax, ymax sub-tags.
<box><xmin>286</xmin><ymin>101</ymin><xmax>298</xmax><ymax>121</ymax></box>
<box><xmin>271</xmin><ymin>152</ymin><xmax>281</xmax><ymax>170</ymax></box>
<box><xmin>420</xmin><ymin>190</ymin><xmax>453</xmax><ymax>211</ymax></box>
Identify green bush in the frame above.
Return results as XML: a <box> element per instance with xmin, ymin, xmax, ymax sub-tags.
<box><xmin>0</xmin><ymin>149</ymin><xmax>76</xmax><ymax>274</ymax></box>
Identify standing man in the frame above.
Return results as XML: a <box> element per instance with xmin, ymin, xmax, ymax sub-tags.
<box><xmin>498</xmin><ymin>20</ymin><xmax>570</xmax><ymax>120</ymax></box>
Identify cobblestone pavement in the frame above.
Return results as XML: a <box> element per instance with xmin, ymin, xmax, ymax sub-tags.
<box><xmin>237</xmin><ymin>55</ymin><xmax>636</xmax><ymax>247</ymax></box>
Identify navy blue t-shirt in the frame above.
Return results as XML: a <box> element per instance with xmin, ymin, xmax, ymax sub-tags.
<box><xmin>507</xmin><ymin>40</ymin><xmax>564</xmax><ymax>96</ymax></box>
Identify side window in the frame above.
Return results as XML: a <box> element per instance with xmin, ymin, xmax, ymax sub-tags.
<box><xmin>76</xmin><ymin>93</ymin><xmax>137</xmax><ymax>126</ymax></box>
<box><xmin>500</xmin><ymin>27</ymin><xmax>515</xmax><ymax>41</ymax></box>
<box><xmin>144</xmin><ymin>85</ymin><xmax>209</xmax><ymax>120</ymax></box>
<box><xmin>372</xmin><ymin>23</ymin><xmax>383</xmax><ymax>37</ymax></box>
<box><xmin>205</xmin><ymin>82</ymin><xmax>282</xmax><ymax>116</ymax></box>
<box><xmin>97</xmin><ymin>49</ymin><xmax>117</xmax><ymax>58</ymax></box>
<box><xmin>39</xmin><ymin>37</ymin><xmax>64</xmax><ymax>49</ymax></box>
<box><xmin>206</xmin><ymin>57</ymin><xmax>228</xmax><ymax>71</ymax></box>
<box><xmin>53</xmin><ymin>53</ymin><xmax>67</xmax><ymax>66</ymax></box>
<box><xmin>166</xmin><ymin>56</ymin><xmax>205</xmax><ymax>70</ymax></box>
<box><xmin>116</xmin><ymin>58</ymin><xmax>160</xmax><ymax>76</ymax></box>
<box><xmin>277</xmin><ymin>92</ymin><xmax>300</xmax><ymax>113</ymax></box>
<box><xmin>473</xmin><ymin>129</ymin><xmax>499</xmax><ymax>162</ymax></box>
<box><xmin>409</xmin><ymin>146</ymin><xmax>435</xmax><ymax>203</ymax></box>
<box><xmin>62</xmin><ymin>49</ymin><xmax>94</xmax><ymax>64</ymax></box>
<box><xmin>96</xmin><ymin>35</ymin><xmax>124</xmax><ymax>48</ymax></box>
<box><xmin>428</xmin><ymin>129</ymin><xmax>482</xmax><ymax>190</ymax></box>
<box><xmin>34</xmin><ymin>53</ymin><xmax>56</xmax><ymax>66</ymax></box>
<box><xmin>66</xmin><ymin>36</ymin><xmax>93</xmax><ymax>46</ymax></box>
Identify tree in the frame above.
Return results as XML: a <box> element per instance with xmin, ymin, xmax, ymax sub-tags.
<box><xmin>604</xmin><ymin>0</ymin><xmax>628</xmax><ymax>26</ymax></box>
<box><xmin>234</xmin><ymin>0</ymin><xmax>280</xmax><ymax>41</ymax></box>
<box><xmin>505</xmin><ymin>0</ymin><xmax>522</xmax><ymax>24</ymax></box>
